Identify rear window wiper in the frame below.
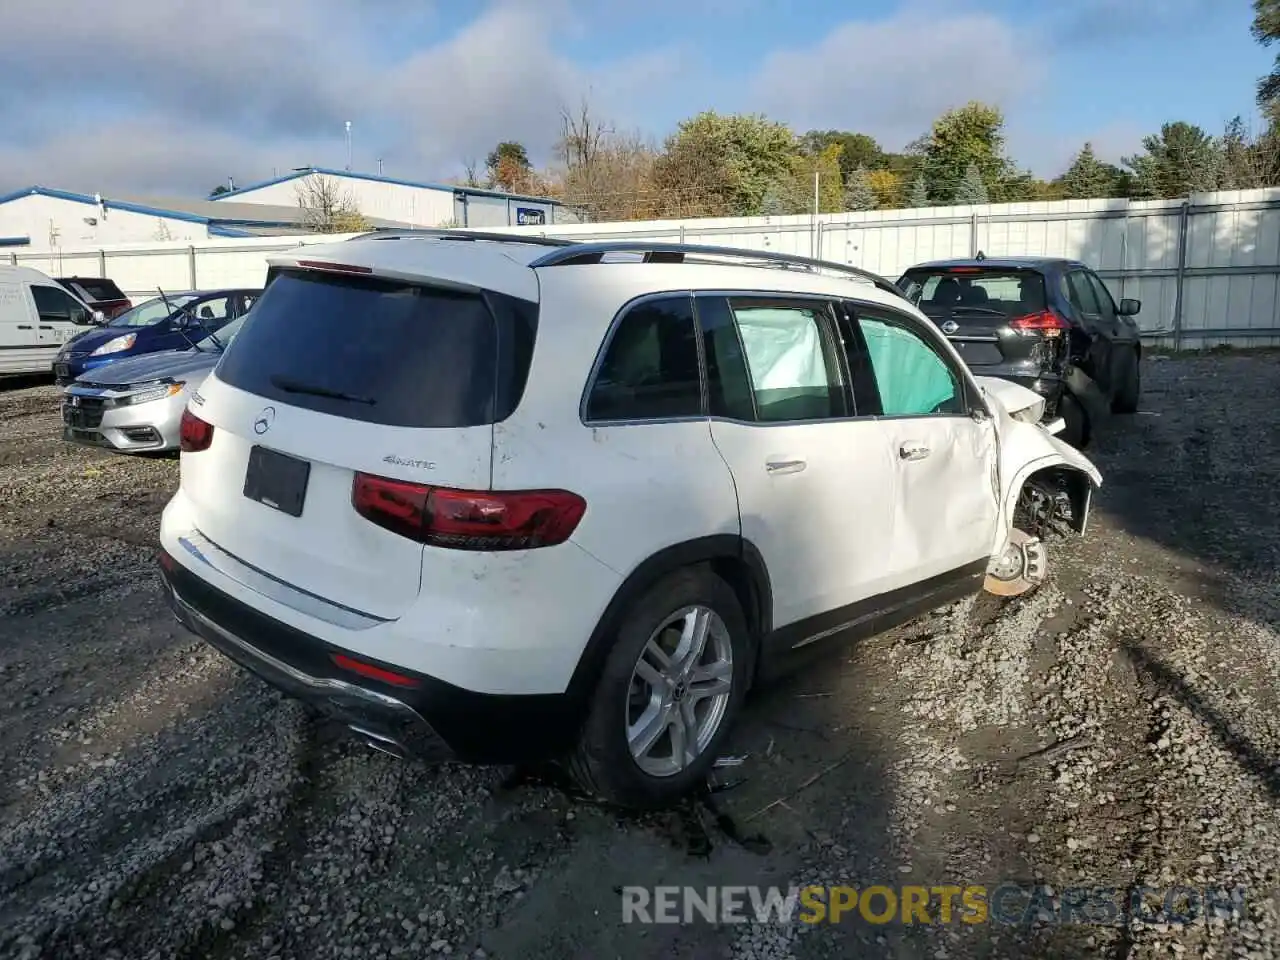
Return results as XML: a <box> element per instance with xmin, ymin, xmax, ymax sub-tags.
<box><xmin>948</xmin><ymin>306</ymin><xmax>1007</xmax><ymax>317</ymax></box>
<box><xmin>270</xmin><ymin>375</ymin><xmax>376</xmax><ymax>405</ymax></box>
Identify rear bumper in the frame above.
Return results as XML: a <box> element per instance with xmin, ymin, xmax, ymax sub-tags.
<box><xmin>157</xmin><ymin>548</ymin><xmax>584</xmax><ymax>764</ymax></box>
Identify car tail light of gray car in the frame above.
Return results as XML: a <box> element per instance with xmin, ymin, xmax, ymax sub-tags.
<box><xmin>1009</xmin><ymin>310</ymin><xmax>1070</xmax><ymax>335</ymax></box>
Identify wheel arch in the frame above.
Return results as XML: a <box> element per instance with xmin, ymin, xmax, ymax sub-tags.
<box><xmin>564</xmin><ymin>535</ymin><xmax>773</xmax><ymax>712</ymax></box>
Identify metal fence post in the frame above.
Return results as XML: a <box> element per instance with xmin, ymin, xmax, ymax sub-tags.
<box><xmin>678</xmin><ymin>225</ymin><xmax>686</xmax><ymax>244</ymax></box>
<box><xmin>1171</xmin><ymin>200</ymin><xmax>1191</xmax><ymax>351</ymax></box>
<box><xmin>970</xmin><ymin>211</ymin><xmax>980</xmax><ymax>257</ymax></box>
<box><xmin>8</xmin><ymin>252</ymin><xmax>16</xmax><ymax>266</ymax></box>
<box><xmin>98</xmin><ymin>249</ymin><xmax>107</xmax><ymax>278</ymax></box>
<box><xmin>188</xmin><ymin>246</ymin><xmax>197</xmax><ymax>289</ymax></box>
<box><xmin>816</xmin><ymin>220</ymin><xmax>825</xmax><ymax>260</ymax></box>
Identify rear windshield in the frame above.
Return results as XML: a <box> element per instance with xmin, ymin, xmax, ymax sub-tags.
<box><xmin>63</xmin><ymin>278</ymin><xmax>126</xmax><ymax>302</ymax></box>
<box><xmin>215</xmin><ymin>269</ymin><xmax>530</xmax><ymax>428</ymax></box>
<box><xmin>898</xmin><ymin>269</ymin><xmax>1047</xmax><ymax>316</ymax></box>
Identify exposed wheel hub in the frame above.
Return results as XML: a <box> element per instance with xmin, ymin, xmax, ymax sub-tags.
<box><xmin>984</xmin><ymin>528</ymin><xmax>1048</xmax><ymax>597</ymax></box>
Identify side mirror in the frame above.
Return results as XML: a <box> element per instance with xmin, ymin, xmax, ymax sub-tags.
<box><xmin>170</xmin><ymin>313</ymin><xmax>191</xmax><ymax>331</ymax></box>
<box><xmin>91</xmin><ymin>310</ymin><xmax>106</xmax><ymax>324</ymax></box>
<box><xmin>1118</xmin><ymin>298</ymin><xmax>1141</xmax><ymax>316</ymax></box>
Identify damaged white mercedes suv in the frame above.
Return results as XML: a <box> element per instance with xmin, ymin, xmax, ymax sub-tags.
<box><xmin>158</xmin><ymin>231</ymin><xmax>1101</xmax><ymax>809</ymax></box>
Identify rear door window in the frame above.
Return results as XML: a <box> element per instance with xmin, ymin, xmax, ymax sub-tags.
<box><xmin>584</xmin><ymin>295</ymin><xmax>702</xmax><ymax>422</ymax></box>
<box><xmin>215</xmin><ymin>269</ymin><xmax>517</xmax><ymax>428</ymax></box>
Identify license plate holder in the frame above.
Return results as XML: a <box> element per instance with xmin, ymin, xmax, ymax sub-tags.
<box><xmin>55</xmin><ymin>363</ymin><xmax>70</xmax><ymax>378</ymax></box>
<box><xmin>63</xmin><ymin>405</ymin><xmax>85</xmax><ymax>427</ymax></box>
<box><xmin>243</xmin><ymin>446</ymin><xmax>310</xmax><ymax>518</ymax></box>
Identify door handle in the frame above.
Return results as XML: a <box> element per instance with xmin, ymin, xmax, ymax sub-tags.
<box><xmin>38</xmin><ymin>324</ymin><xmax>54</xmax><ymax>330</ymax></box>
<box><xmin>765</xmin><ymin>457</ymin><xmax>807</xmax><ymax>475</ymax></box>
<box><xmin>17</xmin><ymin>324</ymin><xmax>32</xmax><ymax>330</ymax></box>
<box><xmin>899</xmin><ymin>444</ymin><xmax>931</xmax><ymax>462</ymax></box>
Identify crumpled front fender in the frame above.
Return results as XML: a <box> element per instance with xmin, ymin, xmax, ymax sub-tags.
<box><xmin>990</xmin><ymin>400</ymin><xmax>1103</xmax><ymax>557</ymax></box>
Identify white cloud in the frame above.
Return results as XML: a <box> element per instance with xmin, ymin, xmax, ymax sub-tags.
<box><xmin>0</xmin><ymin>117</ymin><xmax>336</xmax><ymax>198</ymax></box>
<box><xmin>0</xmin><ymin>0</ymin><xmax>697</xmax><ymax>195</ymax></box>
<box><xmin>749</xmin><ymin>6</ymin><xmax>1044</xmax><ymax>152</ymax></box>
<box><xmin>0</xmin><ymin>0</ymin><xmax>1178</xmax><ymax>196</ymax></box>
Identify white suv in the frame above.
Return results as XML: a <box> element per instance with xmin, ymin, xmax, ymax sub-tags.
<box><xmin>158</xmin><ymin>232</ymin><xmax>1101</xmax><ymax>808</ymax></box>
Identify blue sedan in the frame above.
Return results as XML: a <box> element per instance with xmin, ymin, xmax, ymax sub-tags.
<box><xmin>53</xmin><ymin>288</ymin><xmax>261</xmax><ymax>385</ymax></box>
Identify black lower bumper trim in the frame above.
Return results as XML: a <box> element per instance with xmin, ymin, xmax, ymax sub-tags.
<box><xmin>158</xmin><ymin>549</ymin><xmax>584</xmax><ymax>764</ymax></box>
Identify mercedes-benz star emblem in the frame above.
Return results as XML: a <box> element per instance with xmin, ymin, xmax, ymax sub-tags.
<box><xmin>941</xmin><ymin>320</ymin><xmax>959</xmax><ymax>335</ymax></box>
<box><xmin>253</xmin><ymin>406</ymin><xmax>276</xmax><ymax>435</ymax></box>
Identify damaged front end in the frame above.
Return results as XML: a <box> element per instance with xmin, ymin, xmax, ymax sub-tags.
<box><xmin>975</xmin><ymin>376</ymin><xmax>1103</xmax><ymax>597</ymax></box>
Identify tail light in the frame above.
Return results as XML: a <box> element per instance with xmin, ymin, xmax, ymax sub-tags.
<box><xmin>352</xmin><ymin>474</ymin><xmax>586</xmax><ymax>550</ymax></box>
<box><xmin>1009</xmin><ymin>310</ymin><xmax>1069</xmax><ymax>336</ymax></box>
<box><xmin>179</xmin><ymin>409</ymin><xmax>214</xmax><ymax>452</ymax></box>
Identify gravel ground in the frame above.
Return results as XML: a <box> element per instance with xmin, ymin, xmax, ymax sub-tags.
<box><xmin>2</xmin><ymin>353</ymin><xmax>1279</xmax><ymax>960</ymax></box>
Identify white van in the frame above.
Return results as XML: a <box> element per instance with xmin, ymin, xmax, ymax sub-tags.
<box><xmin>0</xmin><ymin>265</ymin><xmax>104</xmax><ymax>376</ymax></box>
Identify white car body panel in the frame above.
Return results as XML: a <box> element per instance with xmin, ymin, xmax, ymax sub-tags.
<box><xmin>160</xmin><ymin>238</ymin><xmax>1102</xmax><ymax>710</ymax></box>
<box><xmin>161</xmin><ymin>490</ymin><xmax>621</xmax><ymax>695</ymax></box>
<box><xmin>180</xmin><ymin>370</ymin><xmax>491</xmax><ymax>621</ymax></box>
<box><xmin>711</xmin><ymin>416</ymin><xmax>899</xmax><ymax>628</ymax></box>
<box><xmin>878</xmin><ymin>412</ymin><xmax>999</xmax><ymax>582</ymax></box>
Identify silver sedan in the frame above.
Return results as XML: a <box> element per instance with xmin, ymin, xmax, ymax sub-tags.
<box><xmin>61</xmin><ymin>314</ymin><xmax>246</xmax><ymax>454</ymax></box>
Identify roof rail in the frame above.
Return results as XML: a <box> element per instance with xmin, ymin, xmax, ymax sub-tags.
<box><xmin>347</xmin><ymin>227</ymin><xmax>576</xmax><ymax>247</ymax></box>
<box><xmin>527</xmin><ymin>241</ymin><xmax>907</xmax><ymax>300</ymax></box>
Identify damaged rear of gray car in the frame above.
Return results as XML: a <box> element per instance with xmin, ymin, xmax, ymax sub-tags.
<box><xmin>61</xmin><ymin>313</ymin><xmax>248</xmax><ymax>454</ymax></box>
<box><xmin>897</xmin><ymin>256</ymin><xmax>1143</xmax><ymax>449</ymax></box>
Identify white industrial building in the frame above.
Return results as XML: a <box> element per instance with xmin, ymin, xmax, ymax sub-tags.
<box><xmin>211</xmin><ymin>166</ymin><xmax>572</xmax><ymax>229</ymax></box>
<box><xmin>0</xmin><ymin>185</ymin><xmax>414</xmax><ymax>252</ymax></box>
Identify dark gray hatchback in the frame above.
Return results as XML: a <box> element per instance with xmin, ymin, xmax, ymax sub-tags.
<box><xmin>897</xmin><ymin>256</ymin><xmax>1143</xmax><ymax>449</ymax></box>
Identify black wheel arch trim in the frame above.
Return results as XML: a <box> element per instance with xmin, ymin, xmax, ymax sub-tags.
<box><xmin>564</xmin><ymin>534</ymin><xmax>773</xmax><ymax>710</ymax></box>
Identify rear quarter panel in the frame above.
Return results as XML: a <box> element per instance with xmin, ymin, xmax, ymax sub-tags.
<box><xmin>492</xmin><ymin>268</ymin><xmax>741</xmax><ymax>580</ymax></box>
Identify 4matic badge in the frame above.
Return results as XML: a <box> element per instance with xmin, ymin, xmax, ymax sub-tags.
<box><xmin>383</xmin><ymin>455</ymin><xmax>436</xmax><ymax>470</ymax></box>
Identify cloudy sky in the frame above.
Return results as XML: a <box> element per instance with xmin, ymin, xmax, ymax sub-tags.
<box><xmin>0</xmin><ymin>0</ymin><xmax>1268</xmax><ymax>197</ymax></box>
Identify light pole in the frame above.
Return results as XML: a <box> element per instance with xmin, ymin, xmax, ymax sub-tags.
<box><xmin>345</xmin><ymin>121</ymin><xmax>352</xmax><ymax>172</ymax></box>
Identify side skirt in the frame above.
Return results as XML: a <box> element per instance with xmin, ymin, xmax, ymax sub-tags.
<box><xmin>754</xmin><ymin>559</ymin><xmax>988</xmax><ymax>683</ymax></box>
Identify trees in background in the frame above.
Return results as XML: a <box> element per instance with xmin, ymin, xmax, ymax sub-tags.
<box><xmin>954</xmin><ymin>162</ymin><xmax>990</xmax><ymax>204</ymax></box>
<box><xmin>1253</xmin><ymin>0</ymin><xmax>1280</xmax><ymax>109</ymax></box>
<box><xmin>293</xmin><ymin>175</ymin><xmax>371</xmax><ymax>233</ymax></box>
<box><xmin>1124</xmin><ymin>122</ymin><xmax>1221</xmax><ymax>199</ymax></box>
<box><xmin>918</xmin><ymin>102</ymin><xmax>1010</xmax><ymax>203</ymax></box>
<box><xmin>1057</xmin><ymin>143</ymin><xmax>1131</xmax><ymax>199</ymax></box>
<box><xmin>844</xmin><ymin>167</ymin><xmax>877</xmax><ymax>211</ymax></box>
<box><xmin>471</xmin><ymin>26</ymin><xmax>1280</xmax><ymax>226</ymax></box>
<box><xmin>651</xmin><ymin>111</ymin><xmax>797</xmax><ymax>217</ymax></box>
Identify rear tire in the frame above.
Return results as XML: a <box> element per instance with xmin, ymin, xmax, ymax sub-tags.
<box><xmin>1111</xmin><ymin>346</ymin><xmax>1141</xmax><ymax>414</ymax></box>
<box><xmin>1058</xmin><ymin>393</ymin><xmax>1091</xmax><ymax>449</ymax></box>
<box><xmin>566</xmin><ymin>566</ymin><xmax>752</xmax><ymax>809</ymax></box>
